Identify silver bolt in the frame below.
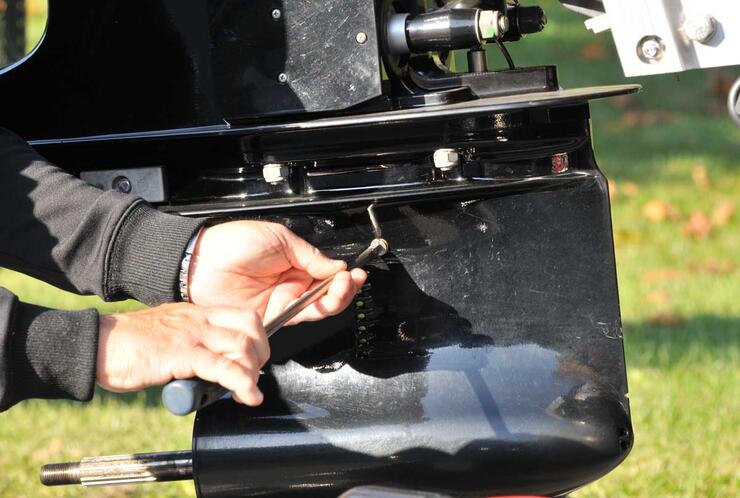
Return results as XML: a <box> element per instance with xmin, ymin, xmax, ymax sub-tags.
<box><xmin>271</xmin><ymin>9</ymin><xmax>281</xmax><ymax>20</ymax></box>
<box><xmin>684</xmin><ymin>14</ymin><xmax>716</xmax><ymax>44</ymax></box>
<box><xmin>112</xmin><ymin>176</ymin><xmax>132</xmax><ymax>194</ymax></box>
<box><xmin>637</xmin><ymin>36</ymin><xmax>665</xmax><ymax>63</ymax></box>
<box><xmin>277</xmin><ymin>72</ymin><xmax>288</xmax><ymax>84</ymax></box>
<box><xmin>641</xmin><ymin>40</ymin><xmax>661</xmax><ymax>59</ymax></box>
<box><xmin>355</xmin><ymin>32</ymin><xmax>367</xmax><ymax>44</ymax></box>
<box><xmin>433</xmin><ymin>148</ymin><xmax>460</xmax><ymax>171</ymax></box>
<box><xmin>262</xmin><ymin>163</ymin><xmax>289</xmax><ymax>184</ymax></box>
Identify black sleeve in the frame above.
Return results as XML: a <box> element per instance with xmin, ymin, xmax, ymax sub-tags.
<box><xmin>0</xmin><ymin>127</ymin><xmax>204</xmax><ymax>304</ymax></box>
<box><xmin>0</xmin><ymin>288</ymin><xmax>99</xmax><ymax>411</ymax></box>
<box><xmin>0</xmin><ymin>128</ymin><xmax>205</xmax><ymax>410</ymax></box>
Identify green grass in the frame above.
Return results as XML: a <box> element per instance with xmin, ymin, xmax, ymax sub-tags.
<box><xmin>1</xmin><ymin>1</ymin><xmax>739</xmax><ymax>497</ymax></box>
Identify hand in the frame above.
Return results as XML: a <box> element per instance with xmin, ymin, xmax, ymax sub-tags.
<box><xmin>188</xmin><ymin>221</ymin><xmax>367</xmax><ymax>324</ymax></box>
<box><xmin>96</xmin><ymin>304</ymin><xmax>269</xmax><ymax>406</ymax></box>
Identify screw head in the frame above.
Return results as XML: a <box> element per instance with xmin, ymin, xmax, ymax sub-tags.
<box><xmin>277</xmin><ymin>72</ymin><xmax>288</xmax><ymax>84</ymax></box>
<box><xmin>637</xmin><ymin>36</ymin><xmax>665</xmax><ymax>64</ymax></box>
<box><xmin>271</xmin><ymin>9</ymin><xmax>281</xmax><ymax>20</ymax></box>
<box><xmin>355</xmin><ymin>32</ymin><xmax>368</xmax><ymax>44</ymax></box>
<box><xmin>112</xmin><ymin>176</ymin><xmax>132</xmax><ymax>194</ymax></box>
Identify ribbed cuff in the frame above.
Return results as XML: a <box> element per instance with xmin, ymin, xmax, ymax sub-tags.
<box><xmin>0</xmin><ymin>298</ymin><xmax>99</xmax><ymax>411</ymax></box>
<box><xmin>105</xmin><ymin>202</ymin><xmax>205</xmax><ymax>305</ymax></box>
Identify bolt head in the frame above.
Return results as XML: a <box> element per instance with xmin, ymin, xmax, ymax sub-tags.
<box><xmin>355</xmin><ymin>32</ymin><xmax>367</xmax><ymax>44</ymax></box>
<box><xmin>271</xmin><ymin>9</ymin><xmax>281</xmax><ymax>20</ymax></box>
<box><xmin>637</xmin><ymin>36</ymin><xmax>665</xmax><ymax>63</ymax></box>
<box><xmin>433</xmin><ymin>148</ymin><xmax>460</xmax><ymax>171</ymax></box>
<box><xmin>684</xmin><ymin>14</ymin><xmax>716</xmax><ymax>43</ymax></box>
<box><xmin>112</xmin><ymin>176</ymin><xmax>132</xmax><ymax>194</ymax></box>
<box><xmin>277</xmin><ymin>72</ymin><xmax>288</xmax><ymax>84</ymax></box>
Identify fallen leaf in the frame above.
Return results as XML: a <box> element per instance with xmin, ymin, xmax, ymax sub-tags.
<box><xmin>710</xmin><ymin>200</ymin><xmax>735</xmax><ymax>226</ymax></box>
<box><xmin>689</xmin><ymin>259</ymin><xmax>736</xmax><ymax>275</ymax></box>
<box><xmin>647</xmin><ymin>313</ymin><xmax>686</xmax><ymax>327</ymax></box>
<box><xmin>647</xmin><ymin>290</ymin><xmax>671</xmax><ymax>307</ymax></box>
<box><xmin>623</xmin><ymin>181</ymin><xmax>640</xmax><ymax>197</ymax></box>
<box><xmin>608</xmin><ymin>179</ymin><xmax>618</xmax><ymax>202</ymax></box>
<box><xmin>642</xmin><ymin>269</ymin><xmax>685</xmax><ymax>283</ymax></box>
<box><xmin>683</xmin><ymin>210</ymin><xmax>712</xmax><ymax>239</ymax></box>
<box><xmin>579</xmin><ymin>42</ymin><xmax>608</xmax><ymax>61</ymax></box>
<box><xmin>643</xmin><ymin>199</ymin><xmax>679</xmax><ymax>222</ymax></box>
<box><xmin>691</xmin><ymin>164</ymin><xmax>710</xmax><ymax>190</ymax></box>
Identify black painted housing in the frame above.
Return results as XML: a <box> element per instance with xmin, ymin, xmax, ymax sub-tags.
<box><xmin>1</xmin><ymin>1</ymin><xmax>634</xmax><ymax>496</ymax></box>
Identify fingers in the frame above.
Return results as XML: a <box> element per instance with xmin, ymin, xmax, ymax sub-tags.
<box><xmin>289</xmin><ymin>268</ymin><xmax>367</xmax><ymax>324</ymax></box>
<box><xmin>274</xmin><ymin>225</ymin><xmax>347</xmax><ymax>280</ymax></box>
<box><xmin>176</xmin><ymin>346</ymin><xmax>263</xmax><ymax>406</ymax></box>
<box><xmin>205</xmin><ymin>309</ymin><xmax>270</xmax><ymax>365</ymax></box>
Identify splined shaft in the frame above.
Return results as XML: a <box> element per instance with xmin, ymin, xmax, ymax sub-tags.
<box><xmin>40</xmin><ymin>450</ymin><xmax>193</xmax><ymax>487</ymax></box>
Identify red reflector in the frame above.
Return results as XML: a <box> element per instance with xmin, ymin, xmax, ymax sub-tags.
<box><xmin>551</xmin><ymin>152</ymin><xmax>570</xmax><ymax>173</ymax></box>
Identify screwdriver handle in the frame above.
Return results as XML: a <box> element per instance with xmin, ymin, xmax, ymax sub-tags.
<box><xmin>161</xmin><ymin>379</ymin><xmax>228</xmax><ymax>416</ymax></box>
<box><xmin>161</xmin><ymin>238</ymin><xmax>388</xmax><ymax>416</ymax></box>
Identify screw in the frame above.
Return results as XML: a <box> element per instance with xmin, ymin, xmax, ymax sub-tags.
<box><xmin>271</xmin><ymin>9</ymin><xmax>281</xmax><ymax>20</ymax></box>
<box><xmin>112</xmin><ymin>176</ymin><xmax>132</xmax><ymax>194</ymax></box>
<box><xmin>355</xmin><ymin>32</ymin><xmax>367</xmax><ymax>44</ymax></box>
<box><xmin>637</xmin><ymin>36</ymin><xmax>664</xmax><ymax>63</ymax></box>
<box><xmin>277</xmin><ymin>72</ymin><xmax>288</xmax><ymax>84</ymax></box>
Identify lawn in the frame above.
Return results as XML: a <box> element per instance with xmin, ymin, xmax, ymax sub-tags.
<box><xmin>1</xmin><ymin>1</ymin><xmax>738</xmax><ymax>497</ymax></box>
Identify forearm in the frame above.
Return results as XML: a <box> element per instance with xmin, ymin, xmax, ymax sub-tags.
<box><xmin>0</xmin><ymin>127</ymin><xmax>204</xmax><ymax>304</ymax></box>
<box><xmin>0</xmin><ymin>288</ymin><xmax>99</xmax><ymax>412</ymax></box>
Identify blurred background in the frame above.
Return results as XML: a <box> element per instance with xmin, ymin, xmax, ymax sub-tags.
<box><xmin>0</xmin><ymin>1</ymin><xmax>738</xmax><ymax>497</ymax></box>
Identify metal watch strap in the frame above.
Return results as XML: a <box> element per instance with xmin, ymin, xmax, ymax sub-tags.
<box><xmin>179</xmin><ymin>227</ymin><xmax>204</xmax><ymax>302</ymax></box>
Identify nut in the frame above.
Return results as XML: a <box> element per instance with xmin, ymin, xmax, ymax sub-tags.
<box><xmin>684</xmin><ymin>14</ymin><xmax>716</xmax><ymax>44</ymax></box>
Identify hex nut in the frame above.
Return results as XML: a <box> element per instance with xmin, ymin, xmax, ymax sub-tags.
<box><xmin>684</xmin><ymin>14</ymin><xmax>716</xmax><ymax>44</ymax></box>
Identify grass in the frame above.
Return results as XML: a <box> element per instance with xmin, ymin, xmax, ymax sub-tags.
<box><xmin>1</xmin><ymin>1</ymin><xmax>739</xmax><ymax>497</ymax></box>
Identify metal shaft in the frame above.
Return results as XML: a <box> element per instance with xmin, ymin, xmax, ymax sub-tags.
<box><xmin>40</xmin><ymin>450</ymin><xmax>193</xmax><ymax>487</ymax></box>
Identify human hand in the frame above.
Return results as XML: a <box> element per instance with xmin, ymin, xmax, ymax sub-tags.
<box><xmin>96</xmin><ymin>304</ymin><xmax>269</xmax><ymax>406</ymax></box>
<box><xmin>188</xmin><ymin>221</ymin><xmax>367</xmax><ymax>324</ymax></box>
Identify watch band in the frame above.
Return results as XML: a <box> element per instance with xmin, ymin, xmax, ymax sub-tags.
<box><xmin>179</xmin><ymin>227</ymin><xmax>204</xmax><ymax>302</ymax></box>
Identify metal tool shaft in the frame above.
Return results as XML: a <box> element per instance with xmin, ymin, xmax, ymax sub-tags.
<box><xmin>40</xmin><ymin>451</ymin><xmax>193</xmax><ymax>487</ymax></box>
<box><xmin>161</xmin><ymin>209</ymin><xmax>388</xmax><ymax>416</ymax></box>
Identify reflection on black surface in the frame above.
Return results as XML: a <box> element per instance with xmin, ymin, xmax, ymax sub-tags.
<box><xmin>286</xmin><ymin>251</ymin><xmax>493</xmax><ymax>379</ymax></box>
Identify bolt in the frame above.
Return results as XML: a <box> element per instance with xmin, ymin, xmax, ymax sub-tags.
<box><xmin>271</xmin><ymin>9</ymin><xmax>281</xmax><ymax>20</ymax></box>
<box><xmin>684</xmin><ymin>14</ymin><xmax>716</xmax><ymax>44</ymax></box>
<box><xmin>355</xmin><ymin>32</ymin><xmax>367</xmax><ymax>44</ymax></box>
<box><xmin>277</xmin><ymin>72</ymin><xmax>288</xmax><ymax>84</ymax></box>
<box><xmin>433</xmin><ymin>148</ymin><xmax>460</xmax><ymax>171</ymax></box>
<box><xmin>637</xmin><ymin>36</ymin><xmax>664</xmax><ymax>63</ymax></box>
<box><xmin>112</xmin><ymin>176</ymin><xmax>132</xmax><ymax>194</ymax></box>
<box><xmin>262</xmin><ymin>163</ymin><xmax>289</xmax><ymax>184</ymax></box>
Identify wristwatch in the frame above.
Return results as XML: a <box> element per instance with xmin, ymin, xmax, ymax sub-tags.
<box><xmin>179</xmin><ymin>227</ymin><xmax>204</xmax><ymax>302</ymax></box>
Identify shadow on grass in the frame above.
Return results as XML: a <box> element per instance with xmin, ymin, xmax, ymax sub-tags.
<box><xmin>623</xmin><ymin>315</ymin><xmax>740</xmax><ymax>368</ymax></box>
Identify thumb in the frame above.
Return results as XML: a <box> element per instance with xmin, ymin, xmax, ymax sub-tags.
<box><xmin>276</xmin><ymin>226</ymin><xmax>346</xmax><ymax>279</ymax></box>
